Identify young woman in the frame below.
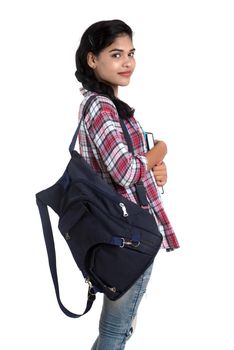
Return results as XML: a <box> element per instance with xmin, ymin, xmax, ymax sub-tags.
<box><xmin>75</xmin><ymin>19</ymin><xmax>179</xmax><ymax>350</ymax></box>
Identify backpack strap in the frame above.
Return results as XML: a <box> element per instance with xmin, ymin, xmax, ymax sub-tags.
<box><xmin>36</xmin><ymin>196</ymin><xmax>96</xmax><ymax>318</ymax></box>
<box><xmin>119</xmin><ymin>118</ymin><xmax>148</xmax><ymax>207</ymax></box>
<box><xmin>69</xmin><ymin>94</ymin><xmax>98</xmax><ymax>154</ymax></box>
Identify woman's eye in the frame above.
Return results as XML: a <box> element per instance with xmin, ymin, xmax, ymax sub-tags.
<box><xmin>129</xmin><ymin>52</ymin><xmax>135</xmax><ymax>57</ymax></box>
<box><xmin>112</xmin><ymin>53</ymin><xmax>121</xmax><ymax>58</ymax></box>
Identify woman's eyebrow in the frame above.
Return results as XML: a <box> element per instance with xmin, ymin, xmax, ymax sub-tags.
<box><xmin>108</xmin><ymin>48</ymin><xmax>136</xmax><ymax>53</ymax></box>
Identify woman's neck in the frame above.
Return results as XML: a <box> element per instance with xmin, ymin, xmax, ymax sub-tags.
<box><xmin>113</xmin><ymin>85</ymin><xmax>118</xmax><ymax>97</ymax></box>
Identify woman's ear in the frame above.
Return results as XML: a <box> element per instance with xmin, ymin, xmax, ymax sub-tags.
<box><xmin>87</xmin><ymin>52</ymin><xmax>97</xmax><ymax>69</ymax></box>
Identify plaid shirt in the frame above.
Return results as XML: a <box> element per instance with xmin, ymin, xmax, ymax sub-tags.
<box><xmin>77</xmin><ymin>89</ymin><xmax>180</xmax><ymax>251</ymax></box>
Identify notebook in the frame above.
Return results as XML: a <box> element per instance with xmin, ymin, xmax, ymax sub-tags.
<box><xmin>144</xmin><ymin>131</ymin><xmax>155</xmax><ymax>151</ymax></box>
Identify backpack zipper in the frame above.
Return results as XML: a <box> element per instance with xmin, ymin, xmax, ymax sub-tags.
<box><xmin>119</xmin><ymin>203</ymin><xmax>128</xmax><ymax>217</ymax></box>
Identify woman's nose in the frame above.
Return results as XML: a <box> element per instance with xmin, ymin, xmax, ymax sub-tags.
<box><xmin>122</xmin><ymin>56</ymin><xmax>132</xmax><ymax>68</ymax></box>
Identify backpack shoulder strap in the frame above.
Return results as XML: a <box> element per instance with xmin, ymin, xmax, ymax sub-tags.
<box><xmin>119</xmin><ymin>115</ymin><xmax>148</xmax><ymax>206</ymax></box>
<box><xmin>69</xmin><ymin>94</ymin><xmax>98</xmax><ymax>154</ymax></box>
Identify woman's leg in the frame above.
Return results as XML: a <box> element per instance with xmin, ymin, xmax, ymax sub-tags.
<box><xmin>91</xmin><ymin>263</ymin><xmax>153</xmax><ymax>350</ymax></box>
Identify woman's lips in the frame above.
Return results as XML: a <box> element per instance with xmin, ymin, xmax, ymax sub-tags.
<box><xmin>118</xmin><ymin>71</ymin><xmax>132</xmax><ymax>77</ymax></box>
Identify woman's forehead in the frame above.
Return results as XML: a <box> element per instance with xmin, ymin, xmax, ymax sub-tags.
<box><xmin>107</xmin><ymin>35</ymin><xmax>134</xmax><ymax>51</ymax></box>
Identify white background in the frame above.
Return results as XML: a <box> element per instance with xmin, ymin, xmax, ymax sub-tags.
<box><xmin>1</xmin><ymin>1</ymin><xmax>234</xmax><ymax>349</ymax></box>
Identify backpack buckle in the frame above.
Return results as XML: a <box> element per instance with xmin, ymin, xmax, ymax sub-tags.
<box><xmin>85</xmin><ymin>277</ymin><xmax>96</xmax><ymax>296</ymax></box>
<box><xmin>120</xmin><ymin>238</ymin><xmax>140</xmax><ymax>248</ymax></box>
<box><xmin>85</xmin><ymin>277</ymin><xmax>93</xmax><ymax>288</ymax></box>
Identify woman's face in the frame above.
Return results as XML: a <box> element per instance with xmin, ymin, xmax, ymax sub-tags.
<box><xmin>87</xmin><ymin>34</ymin><xmax>136</xmax><ymax>96</ymax></box>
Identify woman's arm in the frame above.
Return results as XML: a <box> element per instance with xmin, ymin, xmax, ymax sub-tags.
<box><xmin>145</xmin><ymin>140</ymin><xmax>167</xmax><ymax>171</ymax></box>
<box><xmin>86</xmin><ymin>98</ymin><xmax>148</xmax><ymax>188</ymax></box>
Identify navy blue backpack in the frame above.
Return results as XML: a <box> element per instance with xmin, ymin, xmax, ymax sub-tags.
<box><xmin>36</xmin><ymin>95</ymin><xmax>162</xmax><ymax>318</ymax></box>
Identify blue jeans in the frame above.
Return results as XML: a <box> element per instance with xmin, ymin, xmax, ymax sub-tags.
<box><xmin>91</xmin><ymin>263</ymin><xmax>153</xmax><ymax>350</ymax></box>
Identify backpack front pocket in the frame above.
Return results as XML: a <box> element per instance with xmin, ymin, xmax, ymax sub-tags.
<box><xmin>86</xmin><ymin>243</ymin><xmax>153</xmax><ymax>300</ymax></box>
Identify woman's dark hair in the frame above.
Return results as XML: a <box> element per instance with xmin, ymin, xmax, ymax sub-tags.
<box><xmin>75</xmin><ymin>20</ymin><xmax>134</xmax><ymax>119</ymax></box>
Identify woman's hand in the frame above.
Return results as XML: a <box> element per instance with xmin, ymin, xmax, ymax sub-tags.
<box><xmin>146</xmin><ymin>141</ymin><xmax>167</xmax><ymax>171</ymax></box>
<box><xmin>152</xmin><ymin>161</ymin><xmax>167</xmax><ymax>187</ymax></box>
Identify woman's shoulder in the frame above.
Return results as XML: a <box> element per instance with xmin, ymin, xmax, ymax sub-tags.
<box><xmin>83</xmin><ymin>92</ymin><xmax>116</xmax><ymax>113</ymax></box>
<box><xmin>80</xmin><ymin>92</ymin><xmax>119</xmax><ymax>126</ymax></box>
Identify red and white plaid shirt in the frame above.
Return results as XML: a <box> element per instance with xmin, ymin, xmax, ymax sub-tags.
<box><xmin>77</xmin><ymin>89</ymin><xmax>180</xmax><ymax>251</ymax></box>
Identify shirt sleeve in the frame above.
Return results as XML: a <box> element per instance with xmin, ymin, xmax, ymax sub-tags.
<box><xmin>86</xmin><ymin>101</ymin><xmax>148</xmax><ymax>188</ymax></box>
